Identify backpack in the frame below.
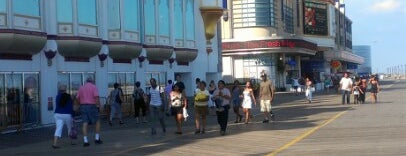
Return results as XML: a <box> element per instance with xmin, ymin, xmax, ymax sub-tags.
<box><xmin>113</xmin><ymin>89</ymin><xmax>122</xmax><ymax>104</ymax></box>
<box><xmin>133</xmin><ymin>88</ymin><xmax>143</xmax><ymax>100</ymax></box>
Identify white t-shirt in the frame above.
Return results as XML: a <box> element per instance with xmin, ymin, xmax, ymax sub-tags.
<box><xmin>340</xmin><ymin>77</ymin><xmax>353</xmax><ymax>91</ymax></box>
<box><xmin>148</xmin><ymin>86</ymin><xmax>163</xmax><ymax>106</ymax></box>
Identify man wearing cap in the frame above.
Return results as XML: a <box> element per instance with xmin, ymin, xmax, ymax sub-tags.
<box><xmin>259</xmin><ymin>73</ymin><xmax>275</xmax><ymax>123</ymax></box>
<box><xmin>76</xmin><ymin>77</ymin><xmax>102</xmax><ymax>147</ymax></box>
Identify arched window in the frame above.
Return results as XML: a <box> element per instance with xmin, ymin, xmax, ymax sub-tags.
<box><xmin>174</xmin><ymin>0</ymin><xmax>184</xmax><ymax>42</ymax></box>
<box><xmin>158</xmin><ymin>0</ymin><xmax>169</xmax><ymax>37</ymax></box>
<box><xmin>144</xmin><ymin>0</ymin><xmax>156</xmax><ymax>36</ymax></box>
<box><xmin>0</xmin><ymin>0</ymin><xmax>6</xmax><ymax>13</ymax></box>
<box><xmin>12</xmin><ymin>0</ymin><xmax>40</xmax><ymax>16</ymax></box>
<box><xmin>107</xmin><ymin>0</ymin><xmax>120</xmax><ymax>30</ymax></box>
<box><xmin>123</xmin><ymin>0</ymin><xmax>139</xmax><ymax>32</ymax></box>
<box><xmin>77</xmin><ymin>0</ymin><xmax>97</xmax><ymax>25</ymax></box>
<box><xmin>185</xmin><ymin>0</ymin><xmax>195</xmax><ymax>41</ymax></box>
<box><xmin>57</xmin><ymin>0</ymin><xmax>73</xmax><ymax>23</ymax></box>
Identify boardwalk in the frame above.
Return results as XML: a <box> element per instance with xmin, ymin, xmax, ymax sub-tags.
<box><xmin>0</xmin><ymin>80</ymin><xmax>404</xmax><ymax>156</ymax></box>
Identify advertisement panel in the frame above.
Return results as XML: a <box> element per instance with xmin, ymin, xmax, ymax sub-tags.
<box><xmin>303</xmin><ymin>1</ymin><xmax>328</xmax><ymax>35</ymax></box>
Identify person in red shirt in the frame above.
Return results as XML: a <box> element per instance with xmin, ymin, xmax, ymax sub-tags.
<box><xmin>76</xmin><ymin>77</ymin><xmax>102</xmax><ymax>147</ymax></box>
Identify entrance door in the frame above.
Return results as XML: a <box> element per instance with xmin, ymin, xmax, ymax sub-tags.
<box><xmin>0</xmin><ymin>72</ymin><xmax>40</xmax><ymax>131</ymax></box>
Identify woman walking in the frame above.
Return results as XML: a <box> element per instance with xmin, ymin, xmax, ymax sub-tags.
<box><xmin>305</xmin><ymin>78</ymin><xmax>313</xmax><ymax>103</ymax></box>
<box><xmin>133</xmin><ymin>81</ymin><xmax>147</xmax><ymax>123</ymax></box>
<box><xmin>242</xmin><ymin>81</ymin><xmax>256</xmax><ymax>124</ymax></box>
<box><xmin>169</xmin><ymin>83</ymin><xmax>187</xmax><ymax>134</ymax></box>
<box><xmin>359</xmin><ymin>78</ymin><xmax>368</xmax><ymax>104</ymax></box>
<box><xmin>213</xmin><ymin>80</ymin><xmax>231</xmax><ymax>136</ymax></box>
<box><xmin>231</xmin><ymin>80</ymin><xmax>242</xmax><ymax>123</ymax></box>
<box><xmin>369</xmin><ymin>76</ymin><xmax>380</xmax><ymax>104</ymax></box>
<box><xmin>194</xmin><ymin>81</ymin><xmax>210</xmax><ymax>134</ymax></box>
<box><xmin>108</xmin><ymin>83</ymin><xmax>124</xmax><ymax>126</ymax></box>
<box><xmin>52</xmin><ymin>85</ymin><xmax>74</xmax><ymax>149</ymax></box>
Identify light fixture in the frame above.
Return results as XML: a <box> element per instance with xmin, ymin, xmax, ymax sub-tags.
<box><xmin>200</xmin><ymin>0</ymin><xmax>224</xmax><ymax>54</ymax></box>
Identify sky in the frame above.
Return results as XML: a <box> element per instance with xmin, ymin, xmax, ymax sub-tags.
<box><xmin>345</xmin><ymin>0</ymin><xmax>406</xmax><ymax>73</ymax></box>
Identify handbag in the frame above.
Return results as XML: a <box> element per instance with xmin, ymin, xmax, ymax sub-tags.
<box><xmin>183</xmin><ymin>108</ymin><xmax>189</xmax><ymax>121</ymax></box>
<box><xmin>69</xmin><ymin>119</ymin><xmax>78</xmax><ymax>139</ymax></box>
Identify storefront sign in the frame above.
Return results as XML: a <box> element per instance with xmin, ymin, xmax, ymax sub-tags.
<box><xmin>222</xmin><ymin>39</ymin><xmax>317</xmax><ymax>51</ymax></box>
<box><xmin>303</xmin><ymin>1</ymin><xmax>328</xmax><ymax>35</ymax></box>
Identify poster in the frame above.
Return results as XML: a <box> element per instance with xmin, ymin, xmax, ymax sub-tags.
<box><xmin>303</xmin><ymin>1</ymin><xmax>328</xmax><ymax>35</ymax></box>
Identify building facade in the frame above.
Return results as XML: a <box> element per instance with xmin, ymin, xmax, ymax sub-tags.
<box><xmin>221</xmin><ymin>0</ymin><xmax>363</xmax><ymax>91</ymax></box>
<box><xmin>0</xmin><ymin>0</ymin><xmax>222</xmax><ymax>131</ymax></box>
<box><xmin>353</xmin><ymin>45</ymin><xmax>372</xmax><ymax>75</ymax></box>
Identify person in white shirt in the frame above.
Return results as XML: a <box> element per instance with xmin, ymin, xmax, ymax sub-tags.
<box><xmin>339</xmin><ymin>73</ymin><xmax>353</xmax><ymax>104</ymax></box>
<box><xmin>147</xmin><ymin>78</ymin><xmax>166</xmax><ymax>135</ymax></box>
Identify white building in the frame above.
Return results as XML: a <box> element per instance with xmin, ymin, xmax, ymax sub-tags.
<box><xmin>0</xmin><ymin>0</ymin><xmax>222</xmax><ymax>131</ymax></box>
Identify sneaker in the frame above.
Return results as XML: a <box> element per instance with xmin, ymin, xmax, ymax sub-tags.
<box><xmin>119</xmin><ymin>121</ymin><xmax>124</xmax><ymax>125</ymax></box>
<box><xmin>52</xmin><ymin>145</ymin><xmax>60</xmax><ymax>149</ymax></box>
<box><xmin>262</xmin><ymin>119</ymin><xmax>269</xmax><ymax>123</ymax></box>
<box><xmin>94</xmin><ymin>139</ymin><xmax>103</xmax><ymax>144</ymax></box>
<box><xmin>201</xmin><ymin>129</ymin><xmax>205</xmax><ymax>134</ymax></box>
<box><xmin>175</xmin><ymin>131</ymin><xmax>182</xmax><ymax>135</ymax></box>
<box><xmin>270</xmin><ymin>114</ymin><xmax>275</xmax><ymax>121</ymax></box>
<box><xmin>220</xmin><ymin>131</ymin><xmax>226</xmax><ymax>136</ymax></box>
<box><xmin>216</xmin><ymin>107</ymin><xmax>224</xmax><ymax>112</ymax></box>
<box><xmin>194</xmin><ymin>129</ymin><xmax>200</xmax><ymax>134</ymax></box>
<box><xmin>83</xmin><ymin>142</ymin><xmax>90</xmax><ymax>147</ymax></box>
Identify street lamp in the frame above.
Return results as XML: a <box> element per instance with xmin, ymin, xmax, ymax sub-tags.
<box><xmin>199</xmin><ymin>0</ymin><xmax>224</xmax><ymax>54</ymax></box>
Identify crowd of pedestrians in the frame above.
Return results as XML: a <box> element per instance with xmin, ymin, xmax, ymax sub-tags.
<box><xmin>51</xmin><ymin>72</ymin><xmax>381</xmax><ymax>149</ymax></box>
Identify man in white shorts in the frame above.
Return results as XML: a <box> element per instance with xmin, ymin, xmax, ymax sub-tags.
<box><xmin>259</xmin><ymin>74</ymin><xmax>275</xmax><ymax>123</ymax></box>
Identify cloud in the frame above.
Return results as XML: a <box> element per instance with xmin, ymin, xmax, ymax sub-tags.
<box><xmin>369</xmin><ymin>0</ymin><xmax>402</xmax><ymax>12</ymax></box>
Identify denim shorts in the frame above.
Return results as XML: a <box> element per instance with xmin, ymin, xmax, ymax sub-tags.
<box><xmin>79</xmin><ymin>104</ymin><xmax>99</xmax><ymax>124</ymax></box>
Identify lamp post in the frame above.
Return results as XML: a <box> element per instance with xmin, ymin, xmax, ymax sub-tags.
<box><xmin>200</xmin><ymin>0</ymin><xmax>224</xmax><ymax>54</ymax></box>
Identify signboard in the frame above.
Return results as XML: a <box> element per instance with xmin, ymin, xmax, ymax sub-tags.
<box><xmin>303</xmin><ymin>1</ymin><xmax>328</xmax><ymax>35</ymax></box>
<box><xmin>222</xmin><ymin>39</ymin><xmax>317</xmax><ymax>51</ymax></box>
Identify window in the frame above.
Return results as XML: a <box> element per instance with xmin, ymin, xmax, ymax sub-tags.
<box><xmin>159</xmin><ymin>0</ymin><xmax>170</xmax><ymax>36</ymax></box>
<box><xmin>13</xmin><ymin>0</ymin><xmax>40</xmax><ymax>16</ymax></box>
<box><xmin>123</xmin><ymin>0</ymin><xmax>139</xmax><ymax>31</ymax></box>
<box><xmin>283</xmin><ymin>6</ymin><xmax>294</xmax><ymax>33</ymax></box>
<box><xmin>232</xmin><ymin>0</ymin><xmax>276</xmax><ymax>28</ymax></box>
<box><xmin>185</xmin><ymin>0</ymin><xmax>195</xmax><ymax>40</ymax></box>
<box><xmin>144</xmin><ymin>0</ymin><xmax>156</xmax><ymax>35</ymax></box>
<box><xmin>0</xmin><ymin>0</ymin><xmax>6</xmax><ymax>13</ymax></box>
<box><xmin>174</xmin><ymin>0</ymin><xmax>184</xmax><ymax>40</ymax></box>
<box><xmin>77</xmin><ymin>0</ymin><xmax>97</xmax><ymax>25</ymax></box>
<box><xmin>108</xmin><ymin>0</ymin><xmax>120</xmax><ymax>30</ymax></box>
<box><xmin>57</xmin><ymin>0</ymin><xmax>73</xmax><ymax>23</ymax></box>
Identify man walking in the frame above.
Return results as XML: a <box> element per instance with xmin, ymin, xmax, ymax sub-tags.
<box><xmin>147</xmin><ymin>78</ymin><xmax>166</xmax><ymax>135</ymax></box>
<box><xmin>259</xmin><ymin>73</ymin><xmax>275</xmax><ymax>123</ymax></box>
<box><xmin>76</xmin><ymin>77</ymin><xmax>102</xmax><ymax>147</ymax></box>
<box><xmin>339</xmin><ymin>73</ymin><xmax>353</xmax><ymax>104</ymax></box>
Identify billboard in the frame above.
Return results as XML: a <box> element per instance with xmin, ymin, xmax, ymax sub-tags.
<box><xmin>303</xmin><ymin>1</ymin><xmax>328</xmax><ymax>35</ymax></box>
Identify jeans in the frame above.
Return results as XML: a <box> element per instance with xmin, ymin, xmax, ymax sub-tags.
<box><xmin>110</xmin><ymin>103</ymin><xmax>122</xmax><ymax>121</ymax></box>
<box><xmin>216</xmin><ymin>105</ymin><xmax>230</xmax><ymax>132</ymax></box>
<box><xmin>342</xmin><ymin>90</ymin><xmax>351</xmax><ymax>104</ymax></box>
<box><xmin>149</xmin><ymin>105</ymin><xmax>166</xmax><ymax>133</ymax></box>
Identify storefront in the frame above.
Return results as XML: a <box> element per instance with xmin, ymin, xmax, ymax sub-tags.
<box><xmin>222</xmin><ymin>39</ymin><xmax>318</xmax><ymax>90</ymax></box>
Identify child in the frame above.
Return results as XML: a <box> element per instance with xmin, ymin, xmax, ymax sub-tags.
<box><xmin>352</xmin><ymin>83</ymin><xmax>363</xmax><ymax>104</ymax></box>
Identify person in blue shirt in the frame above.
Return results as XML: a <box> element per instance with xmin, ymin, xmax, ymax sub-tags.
<box><xmin>52</xmin><ymin>85</ymin><xmax>74</xmax><ymax>149</ymax></box>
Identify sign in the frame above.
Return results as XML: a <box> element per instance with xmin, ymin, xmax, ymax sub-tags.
<box><xmin>303</xmin><ymin>1</ymin><xmax>328</xmax><ymax>35</ymax></box>
<box><xmin>222</xmin><ymin>39</ymin><xmax>317</xmax><ymax>51</ymax></box>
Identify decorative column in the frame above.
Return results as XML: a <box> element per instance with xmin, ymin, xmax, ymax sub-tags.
<box><xmin>98</xmin><ymin>44</ymin><xmax>108</xmax><ymax>67</ymax></box>
<box><xmin>199</xmin><ymin>0</ymin><xmax>224</xmax><ymax>54</ymax></box>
